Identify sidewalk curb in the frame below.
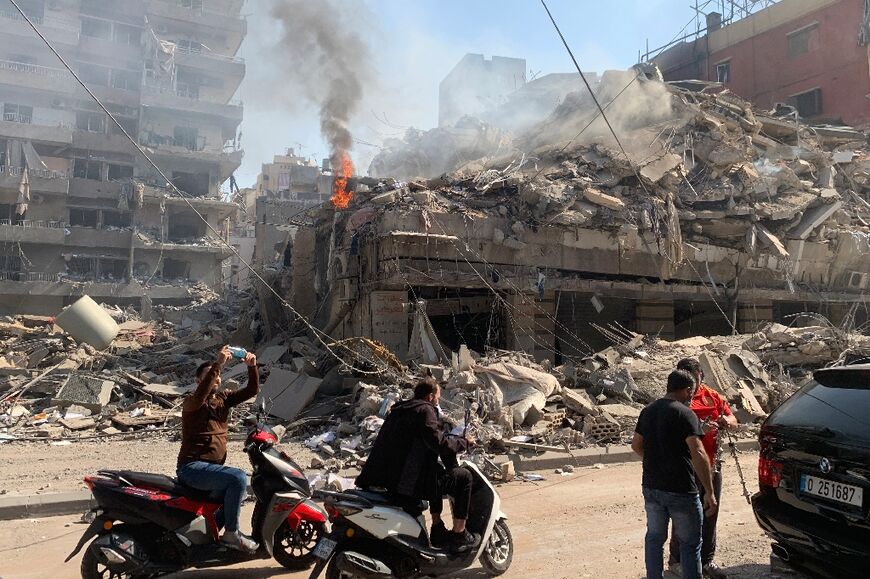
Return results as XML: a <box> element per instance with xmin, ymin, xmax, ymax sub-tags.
<box><xmin>0</xmin><ymin>490</ymin><xmax>93</xmax><ymax>521</ymax></box>
<box><xmin>514</xmin><ymin>439</ymin><xmax>759</xmax><ymax>472</ymax></box>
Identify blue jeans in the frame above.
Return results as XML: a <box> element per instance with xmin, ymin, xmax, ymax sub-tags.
<box><xmin>177</xmin><ymin>461</ymin><xmax>248</xmax><ymax>533</ymax></box>
<box><xmin>643</xmin><ymin>486</ymin><xmax>703</xmax><ymax>579</ymax></box>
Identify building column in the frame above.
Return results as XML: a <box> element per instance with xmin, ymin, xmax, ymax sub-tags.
<box><xmin>635</xmin><ymin>300</ymin><xmax>675</xmax><ymax>340</ymax></box>
<box><xmin>504</xmin><ymin>290</ymin><xmax>556</xmax><ymax>363</ymax></box>
<box><xmin>737</xmin><ymin>299</ymin><xmax>773</xmax><ymax>334</ymax></box>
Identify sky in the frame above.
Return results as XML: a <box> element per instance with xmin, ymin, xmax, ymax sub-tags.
<box><xmin>234</xmin><ymin>0</ymin><xmax>706</xmax><ymax>187</ymax></box>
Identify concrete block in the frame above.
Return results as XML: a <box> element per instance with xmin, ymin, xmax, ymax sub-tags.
<box><xmin>256</xmin><ymin>368</ymin><xmax>322</xmax><ymax>422</ymax></box>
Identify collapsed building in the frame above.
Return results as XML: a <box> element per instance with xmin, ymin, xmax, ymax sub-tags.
<box><xmin>0</xmin><ymin>0</ymin><xmax>245</xmax><ymax>316</ymax></box>
<box><xmin>285</xmin><ymin>69</ymin><xmax>869</xmax><ymax>365</ymax></box>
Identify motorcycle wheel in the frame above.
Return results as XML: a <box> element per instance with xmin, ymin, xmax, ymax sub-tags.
<box><xmin>479</xmin><ymin>519</ymin><xmax>513</xmax><ymax>576</ymax></box>
<box><xmin>80</xmin><ymin>541</ymin><xmax>134</xmax><ymax>579</ymax></box>
<box><xmin>273</xmin><ymin>519</ymin><xmax>326</xmax><ymax>570</ymax></box>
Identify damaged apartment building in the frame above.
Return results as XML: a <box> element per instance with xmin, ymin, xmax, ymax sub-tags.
<box><xmin>283</xmin><ymin>66</ymin><xmax>869</xmax><ymax>366</ymax></box>
<box><xmin>0</xmin><ymin>0</ymin><xmax>245</xmax><ymax>315</ymax></box>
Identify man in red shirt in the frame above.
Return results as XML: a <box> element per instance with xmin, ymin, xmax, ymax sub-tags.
<box><xmin>669</xmin><ymin>358</ymin><xmax>737</xmax><ymax>579</ymax></box>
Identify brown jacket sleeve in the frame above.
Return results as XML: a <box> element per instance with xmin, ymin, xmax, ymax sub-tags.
<box><xmin>184</xmin><ymin>361</ymin><xmax>224</xmax><ymax>411</ymax></box>
<box><xmin>224</xmin><ymin>364</ymin><xmax>260</xmax><ymax>408</ymax></box>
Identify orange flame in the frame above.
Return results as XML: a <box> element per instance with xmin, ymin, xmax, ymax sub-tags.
<box><xmin>331</xmin><ymin>152</ymin><xmax>354</xmax><ymax>210</ymax></box>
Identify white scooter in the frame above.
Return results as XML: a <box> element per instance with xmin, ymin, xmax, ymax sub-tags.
<box><xmin>307</xmin><ymin>456</ymin><xmax>513</xmax><ymax>578</ymax></box>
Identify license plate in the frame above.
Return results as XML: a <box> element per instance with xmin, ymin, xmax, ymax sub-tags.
<box><xmin>312</xmin><ymin>537</ymin><xmax>337</xmax><ymax>560</ymax></box>
<box><xmin>800</xmin><ymin>474</ymin><xmax>863</xmax><ymax>507</ymax></box>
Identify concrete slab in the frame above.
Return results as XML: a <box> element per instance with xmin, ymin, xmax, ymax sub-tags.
<box><xmin>256</xmin><ymin>368</ymin><xmax>322</xmax><ymax>422</ymax></box>
<box><xmin>0</xmin><ymin>490</ymin><xmax>93</xmax><ymax>520</ymax></box>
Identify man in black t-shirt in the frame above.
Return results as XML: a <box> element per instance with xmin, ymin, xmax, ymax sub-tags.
<box><xmin>632</xmin><ymin>370</ymin><xmax>717</xmax><ymax>579</ymax></box>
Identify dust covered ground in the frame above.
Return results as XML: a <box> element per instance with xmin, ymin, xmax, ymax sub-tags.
<box><xmin>0</xmin><ymin>450</ymin><xmax>789</xmax><ymax>579</ymax></box>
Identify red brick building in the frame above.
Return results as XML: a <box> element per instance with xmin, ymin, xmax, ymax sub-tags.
<box><xmin>653</xmin><ymin>0</ymin><xmax>870</xmax><ymax>128</ymax></box>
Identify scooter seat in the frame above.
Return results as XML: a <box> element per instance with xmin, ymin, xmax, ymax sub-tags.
<box><xmin>349</xmin><ymin>489</ymin><xmax>427</xmax><ymax>515</ymax></box>
<box><xmin>346</xmin><ymin>489</ymin><xmax>392</xmax><ymax>504</ymax></box>
<box><xmin>109</xmin><ymin>470</ymin><xmax>222</xmax><ymax>502</ymax></box>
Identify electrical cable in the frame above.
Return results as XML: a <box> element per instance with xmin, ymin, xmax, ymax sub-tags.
<box><xmin>9</xmin><ymin>0</ymin><xmax>397</xmax><ymax>379</ymax></box>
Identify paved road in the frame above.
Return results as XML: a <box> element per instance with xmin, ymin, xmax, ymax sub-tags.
<box><xmin>0</xmin><ymin>461</ymin><xmax>780</xmax><ymax>578</ymax></box>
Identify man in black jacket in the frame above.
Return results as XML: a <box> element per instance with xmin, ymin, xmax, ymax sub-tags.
<box><xmin>356</xmin><ymin>378</ymin><xmax>478</xmax><ymax>551</ymax></box>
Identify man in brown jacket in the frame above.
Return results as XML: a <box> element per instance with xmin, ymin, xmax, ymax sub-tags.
<box><xmin>176</xmin><ymin>346</ymin><xmax>259</xmax><ymax>552</ymax></box>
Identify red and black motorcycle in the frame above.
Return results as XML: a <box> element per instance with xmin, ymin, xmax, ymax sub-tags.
<box><xmin>66</xmin><ymin>405</ymin><xmax>328</xmax><ymax>578</ymax></box>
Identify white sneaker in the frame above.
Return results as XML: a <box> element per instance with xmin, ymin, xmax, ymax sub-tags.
<box><xmin>221</xmin><ymin>530</ymin><xmax>259</xmax><ymax>553</ymax></box>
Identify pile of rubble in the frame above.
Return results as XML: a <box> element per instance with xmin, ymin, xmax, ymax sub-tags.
<box><xmin>364</xmin><ymin>69</ymin><xmax>869</xmax><ymax>278</ymax></box>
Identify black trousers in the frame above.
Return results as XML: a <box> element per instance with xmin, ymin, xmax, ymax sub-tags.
<box><xmin>430</xmin><ymin>466</ymin><xmax>473</xmax><ymax>520</ymax></box>
<box><xmin>669</xmin><ymin>468</ymin><xmax>723</xmax><ymax>565</ymax></box>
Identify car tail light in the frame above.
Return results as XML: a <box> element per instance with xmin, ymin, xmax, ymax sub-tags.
<box><xmin>758</xmin><ymin>457</ymin><xmax>784</xmax><ymax>489</ymax></box>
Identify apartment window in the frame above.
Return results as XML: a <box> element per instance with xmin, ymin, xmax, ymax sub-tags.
<box><xmin>73</xmin><ymin>158</ymin><xmax>102</xmax><ymax>180</ymax></box>
<box><xmin>179</xmin><ymin>0</ymin><xmax>203</xmax><ymax>11</ymax></box>
<box><xmin>69</xmin><ymin>207</ymin><xmax>99</xmax><ymax>228</ymax></box>
<box><xmin>111</xmin><ymin>69</ymin><xmax>139</xmax><ymax>91</ymax></box>
<box><xmin>98</xmin><ymin>258</ymin><xmax>126</xmax><ymax>280</ymax></box>
<box><xmin>787</xmin><ymin>24</ymin><xmax>819</xmax><ymax>57</ymax></box>
<box><xmin>102</xmin><ymin>210</ymin><xmax>131</xmax><ymax>228</ymax></box>
<box><xmin>67</xmin><ymin>256</ymin><xmax>94</xmax><ymax>277</ymax></box>
<box><xmin>172</xmin><ymin>171</ymin><xmax>209</xmax><ymax>196</ymax></box>
<box><xmin>0</xmin><ymin>254</ymin><xmax>23</xmax><ymax>272</ymax></box>
<box><xmin>110</xmin><ymin>117</ymin><xmax>138</xmax><ymax>137</ymax></box>
<box><xmin>176</xmin><ymin>82</ymin><xmax>200</xmax><ymax>99</ymax></box>
<box><xmin>81</xmin><ymin>17</ymin><xmax>110</xmax><ymax>40</ymax></box>
<box><xmin>173</xmin><ymin>126</ymin><xmax>199</xmax><ymax>150</ymax></box>
<box><xmin>177</xmin><ymin>40</ymin><xmax>203</xmax><ymax>54</ymax></box>
<box><xmin>113</xmin><ymin>23</ymin><xmax>141</xmax><ymax>47</ymax></box>
<box><xmin>76</xmin><ymin>111</ymin><xmax>105</xmax><ymax>133</ymax></box>
<box><xmin>3</xmin><ymin>103</ymin><xmax>33</xmax><ymax>124</ymax></box>
<box><xmin>790</xmin><ymin>88</ymin><xmax>823</xmax><ymax>118</ymax></box>
<box><xmin>107</xmin><ymin>163</ymin><xmax>133</xmax><ymax>181</ymax></box>
<box><xmin>78</xmin><ymin>63</ymin><xmax>109</xmax><ymax>87</ymax></box>
<box><xmin>716</xmin><ymin>61</ymin><xmax>730</xmax><ymax>84</ymax></box>
<box><xmin>162</xmin><ymin>258</ymin><xmax>191</xmax><ymax>280</ymax></box>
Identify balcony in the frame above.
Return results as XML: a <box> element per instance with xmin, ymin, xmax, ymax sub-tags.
<box><xmin>175</xmin><ymin>46</ymin><xmax>245</xmax><ymax>84</ymax></box>
<box><xmin>72</xmin><ymin>130</ymin><xmax>137</xmax><ymax>154</ymax></box>
<box><xmin>65</xmin><ymin>227</ymin><xmax>131</xmax><ymax>249</ymax></box>
<box><xmin>0</xmin><ymin>9</ymin><xmax>80</xmax><ymax>46</ymax></box>
<box><xmin>0</xmin><ymin>219</ymin><xmax>66</xmax><ymax>244</ymax></box>
<box><xmin>68</xmin><ymin>178</ymin><xmax>124</xmax><ymax>200</ymax></box>
<box><xmin>0</xmin><ymin>59</ymin><xmax>77</xmax><ymax>94</ymax></box>
<box><xmin>0</xmin><ymin>166</ymin><xmax>69</xmax><ymax>195</ymax></box>
<box><xmin>0</xmin><ymin>114</ymin><xmax>73</xmax><ymax>144</ymax></box>
<box><xmin>145</xmin><ymin>2</ymin><xmax>247</xmax><ymax>51</ymax></box>
<box><xmin>140</xmin><ymin>83</ymin><xmax>243</xmax><ymax>122</ymax></box>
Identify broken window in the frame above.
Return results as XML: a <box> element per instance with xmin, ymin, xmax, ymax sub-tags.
<box><xmin>167</xmin><ymin>208</ymin><xmax>206</xmax><ymax>241</ymax></box>
<box><xmin>173</xmin><ymin>126</ymin><xmax>199</xmax><ymax>150</ymax></box>
<box><xmin>790</xmin><ymin>88</ymin><xmax>822</xmax><ymax>118</ymax></box>
<box><xmin>69</xmin><ymin>207</ymin><xmax>99</xmax><ymax>228</ymax></box>
<box><xmin>81</xmin><ymin>16</ymin><xmax>111</xmax><ymax>40</ymax></box>
<box><xmin>73</xmin><ymin>158</ymin><xmax>102</xmax><ymax>180</ymax></box>
<box><xmin>76</xmin><ymin>111</ymin><xmax>105</xmax><ymax>133</ymax></box>
<box><xmin>162</xmin><ymin>258</ymin><xmax>191</xmax><ymax>280</ymax></box>
<box><xmin>111</xmin><ymin>69</ymin><xmax>139</xmax><ymax>91</ymax></box>
<box><xmin>177</xmin><ymin>39</ymin><xmax>203</xmax><ymax>54</ymax></box>
<box><xmin>67</xmin><ymin>256</ymin><xmax>95</xmax><ymax>277</ymax></box>
<box><xmin>78</xmin><ymin>63</ymin><xmax>110</xmax><ymax>87</ymax></box>
<box><xmin>0</xmin><ymin>204</ymin><xmax>15</xmax><ymax>223</ymax></box>
<box><xmin>3</xmin><ymin>103</ymin><xmax>33</xmax><ymax>124</ymax></box>
<box><xmin>716</xmin><ymin>61</ymin><xmax>730</xmax><ymax>84</ymax></box>
<box><xmin>787</xmin><ymin>24</ymin><xmax>819</xmax><ymax>57</ymax></box>
<box><xmin>0</xmin><ymin>254</ymin><xmax>23</xmax><ymax>273</ymax></box>
<box><xmin>102</xmin><ymin>210</ymin><xmax>131</xmax><ymax>228</ymax></box>
<box><xmin>113</xmin><ymin>23</ymin><xmax>140</xmax><ymax>46</ymax></box>
<box><xmin>107</xmin><ymin>163</ymin><xmax>133</xmax><ymax>181</ymax></box>
<box><xmin>98</xmin><ymin>258</ymin><xmax>127</xmax><ymax>280</ymax></box>
<box><xmin>110</xmin><ymin>116</ymin><xmax>138</xmax><ymax>137</ymax></box>
<box><xmin>172</xmin><ymin>171</ymin><xmax>209</xmax><ymax>196</ymax></box>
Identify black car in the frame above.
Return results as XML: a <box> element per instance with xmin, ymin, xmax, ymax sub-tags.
<box><xmin>752</xmin><ymin>364</ymin><xmax>870</xmax><ymax>578</ymax></box>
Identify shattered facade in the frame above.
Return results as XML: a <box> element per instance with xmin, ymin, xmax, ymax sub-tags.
<box><xmin>312</xmin><ymin>74</ymin><xmax>870</xmax><ymax>365</ymax></box>
<box><xmin>0</xmin><ymin>0</ymin><xmax>246</xmax><ymax>315</ymax></box>
<box><xmin>652</xmin><ymin>0</ymin><xmax>870</xmax><ymax>128</ymax></box>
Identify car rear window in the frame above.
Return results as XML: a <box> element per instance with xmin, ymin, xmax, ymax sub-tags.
<box><xmin>768</xmin><ymin>380</ymin><xmax>870</xmax><ymax>445</ymax></box>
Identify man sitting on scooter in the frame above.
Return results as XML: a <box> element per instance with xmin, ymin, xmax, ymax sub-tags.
<box><xmin>177</xmin><ymin>345</ymin><xmax>260</xmax><ymax>553</ymax></box>
<box><xmin>356</xmin><ymin>377</ymin><xmax>480</xmax><ymax>552</ymax></box>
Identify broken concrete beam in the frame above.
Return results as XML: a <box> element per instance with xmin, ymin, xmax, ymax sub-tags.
<box><xmin>755</xmin><ymin>224</ymin><xmax>789</xmax><ymax>258</ymax></box>
<box><xmin>257</xmin><ymin>345</ymin><xmax>288</xmax><ymax>366</ymax></box>
<box><xmin>583</xmin><ymin>187</ymin><xmax>625</xmax><ymax>211</ymax></box>
<box><xmin>59</xmin><ymin>417</ymin><xmax>96</xmax><ymax>431</ymax></box>
<box><xmin>597</xmin><ymin>403</ymin><xmax>641</xmax><ymax>418</ymax></box>
<box><xmin>640</xmin><ymin>153</ymin><xmax>682</xmax><ymax>183</ymax></box>
<box><xmin>561</xmin><ymin>388</ymin><xmax>600</xmax><ymax>416</ymax></box>
<box><xmin>698</xmin><ymin>352</ymin><xmax>736</xmax><ymax>397</ymax></box>
<box><xmin>255</xmin><ymin>368</ymin><xmax>322</xmax><ymax>422</ymax></box>
<box><xmin>788</xmin><ymin>201</ymin><xmax>843</xmax><ymax>240</ymax></box>
<box><xmin>142</xmin><ymin>383</ymin><xmax>194</xmax><ymax>397</ymax></box>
